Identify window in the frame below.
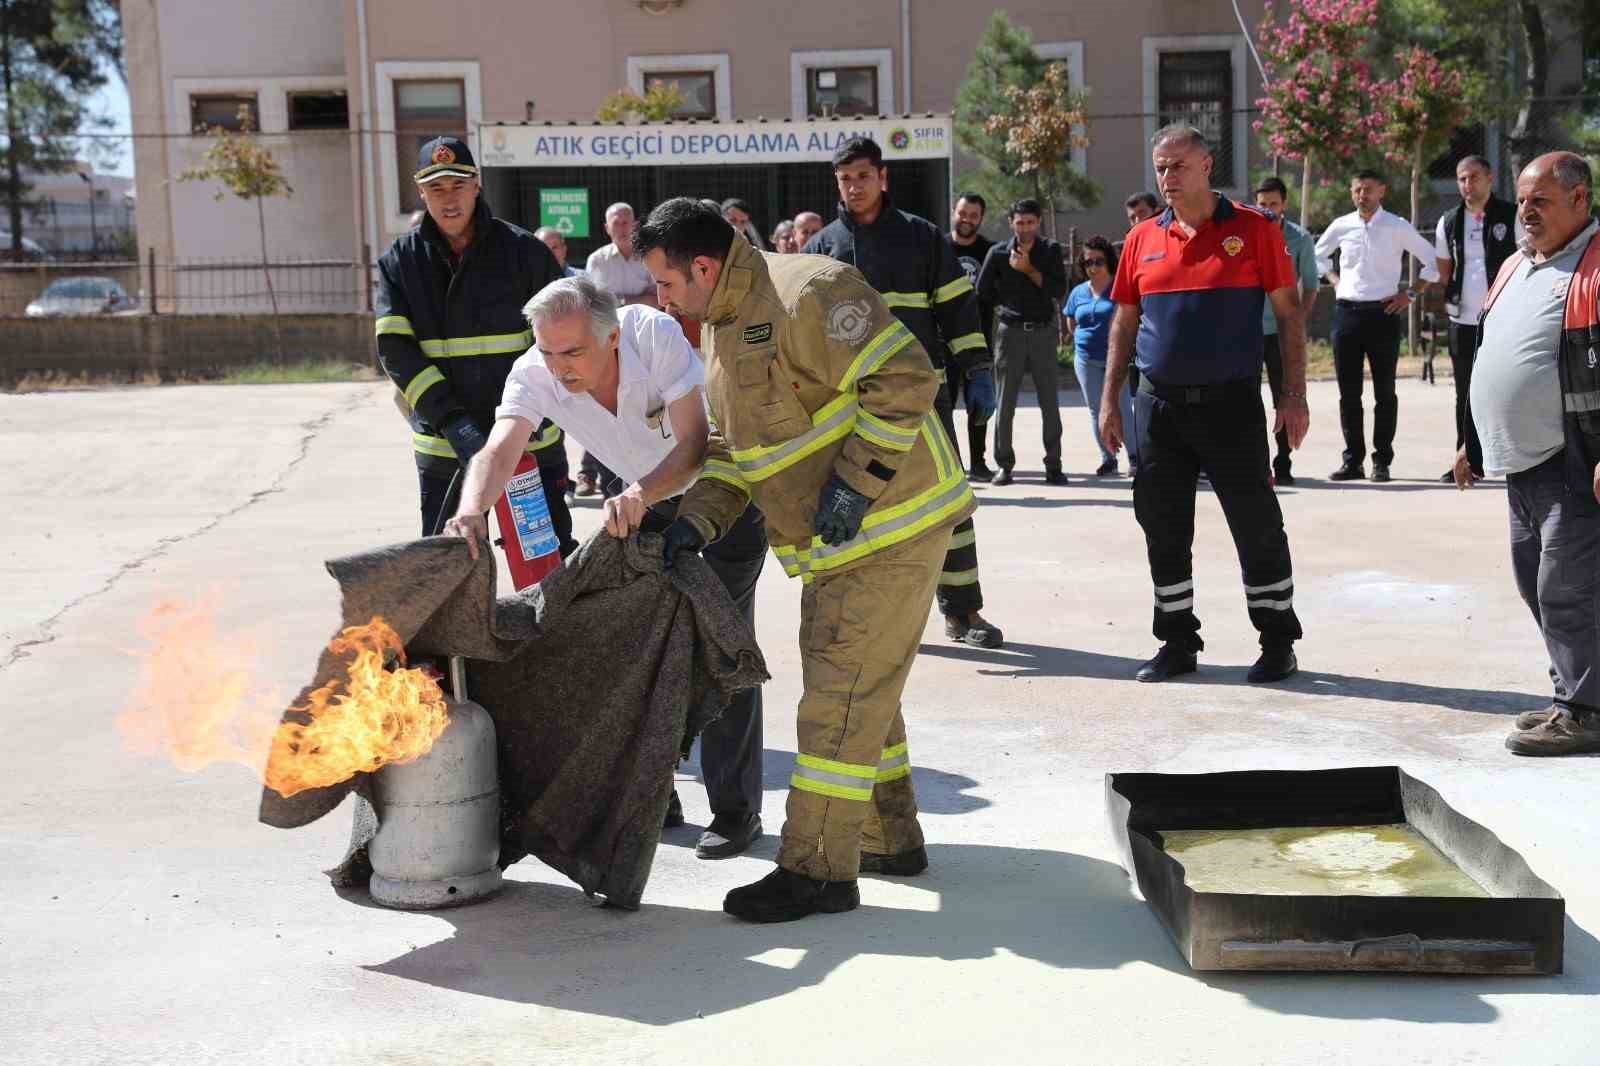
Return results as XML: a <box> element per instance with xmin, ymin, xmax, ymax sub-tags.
<box><xmin>190</xmin><ymin>93</ymin><xmax>258</xmax><ymax>133</ymax></box>
<box><xmin>807</xmin><ymin>66</ymin><xmax>878</xmax><ymax>118</ymax></box>
<box><xmin>395</xmin><ymin>79</ymin><xmax>466</xmax><ymax>213</ymax></box>
<box><xmin>288</xmin><ymin>91</ymin><xmax>349</xmax><ymax>131</ymax></box>
<box><xmin>641</xmin><ymin>70</ymin><xmax>716</xmax><ymax>120</ymax></box>
<box><xmin>1157</xmin><ymin>52</ymin><xmax>1234</xmax><ymax>184</ymax></box>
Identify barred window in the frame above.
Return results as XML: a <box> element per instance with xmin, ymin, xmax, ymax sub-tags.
<box><xmin>1158</xmin><ymin>52</ymin><xmax>1233</xmax><ymax>183</ymax></box>
<box><xmin>191</xmin><ymin>94</ymin><xmax>258</xmax><ymax>133</ymax></box>
<box><xmin>807</xmin><ymin>67</ymin><xmax>878</xmax><ymax>118</ymax></box>
<box><xmin>396</xmin><ymin>80</ymin><xmax>467</xmax><ymax>213</ymax></box>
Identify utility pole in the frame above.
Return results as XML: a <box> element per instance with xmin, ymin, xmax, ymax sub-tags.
<box><xmin>79</xmin><ymin>171</ymin><xmax>98</xmax><ymax>254</ymax></box>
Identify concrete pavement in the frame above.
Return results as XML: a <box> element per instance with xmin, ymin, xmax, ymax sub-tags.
<box><xmin>3</xmin><ymin>376</ymin><xmax>1597</xmax><ymax>1066</ymax></box>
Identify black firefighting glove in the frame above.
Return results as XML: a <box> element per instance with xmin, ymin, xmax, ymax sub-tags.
<box><xmin>965</xmin><ymin>365</ymin><xmax>997</xmax><ymax>422</ymax></box>
<box><xmin>813</xmin><ymin>474</ymin><xmax>872</xmax><ymax>546</ymax></box>
<box><xmin>661</xmin><ymin>517</ymin><xmax>708</xmax><ymax>574</ymax></box>
<box><xmin>441</xmin><ymin>414</ymin><xmax>488</xmax><ymax>469</ymax></box>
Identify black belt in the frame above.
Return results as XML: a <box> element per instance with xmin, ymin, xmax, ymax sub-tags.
<box><xmin>1336</xmin><ymin>298</ymin><xmax>1390</xmax><ymax>310</ymax></box>
<box><xmin>1138</xmin><ymin>376</ymin><xmax>1258</xmax><ymax>404</ymax></box>
<box><xmin>998</xmin><ymin>315</ymin><xmax>1057</xmax><ymax>331</ymax></box>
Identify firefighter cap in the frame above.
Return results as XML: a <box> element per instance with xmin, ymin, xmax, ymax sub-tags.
<box><xmin>414</xmin><ymin>135</ymin><xmax>478</xmax><ymax>184</ymax></box>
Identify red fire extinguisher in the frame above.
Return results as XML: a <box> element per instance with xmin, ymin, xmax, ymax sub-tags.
<box><xmin>493</xmin><ymin>454</ymin><xmax>561</xmax><ymax>590</ymax></box>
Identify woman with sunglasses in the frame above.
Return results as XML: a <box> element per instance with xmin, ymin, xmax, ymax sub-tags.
<box><xmin>1064</xmin><ymin>236</ymin><xmax>1138</xmax><ymax>475</ymax></box>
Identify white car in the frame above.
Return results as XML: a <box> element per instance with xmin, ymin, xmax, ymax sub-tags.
<box><xmin>25</xmin><ymin>276</ymin><xmax>140</xmax><ymax>317</ymax></box>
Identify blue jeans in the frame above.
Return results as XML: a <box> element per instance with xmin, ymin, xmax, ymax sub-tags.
<box><xmin>1074</xmin><ymin>357</ymin><xmax>1138</xmax><ymax>467</ymax></box>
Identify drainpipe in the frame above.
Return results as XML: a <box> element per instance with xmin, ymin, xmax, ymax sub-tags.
<box><xmin>900</xmin><ymin>0</ymin><xmax>911</xmax><ymax>113</ymax></box>
<box><xmin>357</xmin><ymin>0</ymin><xmax>377</xmax><ymax>263</ymax></box>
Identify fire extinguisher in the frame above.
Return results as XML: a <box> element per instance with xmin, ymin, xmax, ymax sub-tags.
<box><xmin>492</xmin><ymin>454</ymin><xmax>561</xmax><ymax>590</ymax></box>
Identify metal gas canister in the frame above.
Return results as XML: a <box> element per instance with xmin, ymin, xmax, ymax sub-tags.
<box><xmin>368</xmin><ymin>657</ymin><xmax>502</xmax><ymax>909</ymax></box>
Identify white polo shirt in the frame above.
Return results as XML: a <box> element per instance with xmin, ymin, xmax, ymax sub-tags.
<box><xmin>585</xmin><ymin>243</ymin><xmax>654</xmax><ymax>300</ymax></box>
<box><xmin>497</xmin><ymin>305</ymin><xmax>703</xmax><ymax>494</ymax></box>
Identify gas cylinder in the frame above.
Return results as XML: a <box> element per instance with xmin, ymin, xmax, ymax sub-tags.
<box><xmin>368</xmin><ymin>658</ymin><xmax>502</xmax><ymax>909</ymax></box>
<box><xmin>493</xmin><ymin>453</ymin><xmax>561</xmax><ymax>591</ymax></box>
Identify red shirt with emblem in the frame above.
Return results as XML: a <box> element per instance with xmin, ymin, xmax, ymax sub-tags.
<box><xmin>1111</xmin><ymin>194</ymin><xmax>1294</xmax><ymax>385</ymax></box>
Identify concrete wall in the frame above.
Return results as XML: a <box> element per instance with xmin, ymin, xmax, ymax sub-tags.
<box><xmin>0</xmin><ymin>313</ymin><xmax>375</xmax><ymax>386</ymax></box>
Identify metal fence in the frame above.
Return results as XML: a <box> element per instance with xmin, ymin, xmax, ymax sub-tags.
<box><xmin>0</xmin><ymin>256</ymin><xmax>372</xmax><ymax>315</ymax></box>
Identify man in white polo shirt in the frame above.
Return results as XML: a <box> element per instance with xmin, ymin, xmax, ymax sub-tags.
<box><xmin>443</xmin><ymin>276</ymin><xmax>768</xmax><ymax>857</ymax></box>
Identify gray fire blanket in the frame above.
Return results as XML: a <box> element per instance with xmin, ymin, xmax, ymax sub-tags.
<box><xmin>257</xmin><ymin>531</ymin><xmax>769</xmax><ymax>909</ymax></box>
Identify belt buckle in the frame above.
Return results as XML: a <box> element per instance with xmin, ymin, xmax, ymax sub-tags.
<box><xmin>1183</xmin><ymin>386</ymin><xmax>1205</xmax><ymax>404</ymax></box>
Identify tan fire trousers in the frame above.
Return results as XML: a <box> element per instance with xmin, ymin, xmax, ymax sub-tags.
<box><xmin>777</xmin><ymin>529</ymin><xmax>948</xmax><ymax>882</ymax></box>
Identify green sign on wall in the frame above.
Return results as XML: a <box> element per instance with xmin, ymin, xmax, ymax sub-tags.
<box><xmin>539</xmin><ymin>188</ymin><xmax>590</xmax><ymax>238</ymax></box>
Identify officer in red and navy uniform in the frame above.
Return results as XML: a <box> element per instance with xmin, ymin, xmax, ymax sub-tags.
<box><xmin>1099</xmin><ymin>125</ymin><xmax>1311</xmax><ymax>685</ymax></box>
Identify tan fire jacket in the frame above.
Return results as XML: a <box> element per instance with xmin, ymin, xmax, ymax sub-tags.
<box><xmin>679</xmin><ymin>236</ymin><xmax>975</xmax><ymax>581</ymax></box>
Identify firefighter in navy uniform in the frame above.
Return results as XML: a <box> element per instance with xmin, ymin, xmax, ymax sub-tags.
<box><xmin>375</xmin><ymin>136</ymin><xmax>575</xmax><ymax>547</ymax></box>
<box><xmin>804</xmin><ymin>136</ymin><xmax>1004</xmax><ymax>649</ymax></box>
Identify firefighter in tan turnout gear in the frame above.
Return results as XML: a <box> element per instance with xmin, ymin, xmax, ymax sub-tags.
<box><xmin>637</xmin><ymin>198</ymin><xmax>974</xmax><ymax>923</ymax></box>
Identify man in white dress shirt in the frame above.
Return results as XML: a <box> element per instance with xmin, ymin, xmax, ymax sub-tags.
<box><xmin>1315</xmin><ymin>168</ymin><xmax>1441</xmax><ymax>482</ymax></box>
<box><xmin>443</xmin><ymin>277</ymin><xmax>768</xmax><ymax>859</ymax></box>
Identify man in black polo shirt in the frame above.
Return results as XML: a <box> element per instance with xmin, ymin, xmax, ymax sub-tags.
<box><xmin>977</xmin><ymin>198</ymin><xmax>1070</xmax><ymax>485</ymax></box>
<box><xmin>950</xmin><ymin>191</ymin><xmax>997</xmax><ymax>479</ymax></box>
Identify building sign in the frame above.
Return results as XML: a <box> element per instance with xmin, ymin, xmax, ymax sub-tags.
<box><xmin>479</xmin><ymin>116</ymin><xmax>952</xmax><ymax>169</ymax></box>
<box><xmin>538</xmin><ymin>188</ymin><xmax>589</xmax><ymax>237</ymax></box>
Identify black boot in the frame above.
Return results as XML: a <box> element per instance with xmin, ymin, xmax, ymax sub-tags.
<box><xmin>723</xmin><ymin>866</ymin><xmax>860</xmax><ymax>923</ymax></box>
<box><xmin>858</xmin><ymin>845</ymin><xmax>928</xmax><ymax>877</ymax></box>
<box><xmin>1136</xmin><ymin>643</ymin><xmax>1198</xmax><ymax>683</ymax></box>
<box><xmin>662</xmin><ymin>789</ymin><xmax>685</xmax><ymax>828</ymax></box>
<box><xmin>1247</xmin><ymin>643</ymin><xmax>1298</xmax><ymax>683</ymax></box>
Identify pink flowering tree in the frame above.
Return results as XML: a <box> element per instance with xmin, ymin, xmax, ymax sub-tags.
<box><xmin>1255</xmin><ymin>0</ymin><xmax>1386</xmax><ymax>229</ymax></box>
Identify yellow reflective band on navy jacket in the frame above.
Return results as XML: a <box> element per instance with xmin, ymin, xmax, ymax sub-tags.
<box><xmin>403</xmin><ymin>366</ymin><xmax>445</xmax><ymax>408</ymax></box>
<box><xmin>375</xmin><ymin>314</ymin><xmax>415</xmax><ymax>337</ymax></box>
<box><xmin>418</xmin><ymin>330</ymin><xmax>533</xmax><ymax>358</ymax></box>
<box><xmin>413</xmin><ymin>421</ymin><xmax>562</xmax><ymax>458</ymax></box>
<box><xmin>933</xmin><ymin>275</ymin><xmax>973</xmax><ymax>304</ymax></box>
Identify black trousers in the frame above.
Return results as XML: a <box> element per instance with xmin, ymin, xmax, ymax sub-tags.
<box><xmin>1449</xmin><ymin>322</ymin><xmax>1485</xmax><ymax>474</ymax></box>
<box><xmin>645</xmin><ymin>499</ymin><xmax>768</xmax><ymax>818</ymax></box>
<box><xmin>949</xmin><ymin>372</ymin><xmax>990</xmax><ymax>470</ymax></box>
<box><xmin>1133</xmin><ymin>378</ymin><xmax>1304</xmax><ymax>651</ymax></box>
<box><xmin>935</xmin><ymin>384</ymin><xmax>984</xmax><ymax>617</ymax></box>
<box><xmin>1260</xmin><ymin>333</ymin><xmax>1292</xmax><ymax>474</ymax></box>
<box><xmin>418</xmin><ymin>459</ymin><xmax>576</xmax><ymax>555</ymax></box>
<box><xmin>1331</xmin><ymin>303</ymin><xmax>1401</xmax><ymax>467</ymax></box>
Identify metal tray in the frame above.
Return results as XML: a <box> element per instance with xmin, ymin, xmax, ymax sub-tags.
<box><xmin>1105</xmin><ymin>767</ymin><xmax>1564</xmax><ymax>974</ymax></box>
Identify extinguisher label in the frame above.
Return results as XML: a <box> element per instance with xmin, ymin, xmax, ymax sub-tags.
<box><xmin>504</xmin><ymin>468</ymin><xmax>560</xmax><ymax>563</ymax></box>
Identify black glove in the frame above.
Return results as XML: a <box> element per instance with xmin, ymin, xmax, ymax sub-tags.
<box><xmin>661</xmin><ymin>517</ymin><xmax>707</xmax><ymax>574</ymax></box>
<box><xmin>440</xmin><ymin>414</ymin><xmax>488</xmax><ymax>468</ymax></box>
<box><xmin>965</xmin><ymin>365</ymin><xmax>997</xmax><ymax>422</ymax></box>
<box><xmin>813</xmin><ymin>475</ymin><xmax>872</xmax><ymax>546</ymax></box>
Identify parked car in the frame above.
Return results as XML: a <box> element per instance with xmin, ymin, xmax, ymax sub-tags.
<box><xmin>25</xmin><ymin>276</ymin><xmax>139</xmax><ymax>317</ymax></box>
<box><xmin>0</xmin><ymin>232</ymin><xmax>49</xmax><ymax>261</ymax></box>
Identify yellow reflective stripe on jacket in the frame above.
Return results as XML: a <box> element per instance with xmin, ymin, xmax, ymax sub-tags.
<box><xmin>838</xmin><ymin>320</ymin><xmax>915</xmax><ymax>391</ymax></box>
<box><xmin>771</xmin><ymin>415</ymin><xmax>972</xmax><ymax>580</ymax></box>
<box><xmin>403</xmin><ymin>366</ymin><xmax>445</xmax><ymax>408</ymax></box>
<box><xmin>699</xmin><ymin>458</ymin><xmax>752</xmax><ymax>495</ymax></box>
<box><xmin>375</xmin><ymin>315</ymin><xmax>415</xmax><ymax>337</ymax></box>
<box><xmin>525</xmin><ymin>421</ymin><xmax>563</xmax><ymax>451</ymax></box>
<box><xmin>881</xmin><ymin>291</ymin><xmax>931</xmax><ymax>309</ymax></box>
<box><xmin>855</xmin><ymin>407</ymin><xmax>919</xmax><ymax>452</ymax></box>
<box><xmin>414</xmin><ymin>424</ymin><xmax>560</xmax><ymax>458</ymax></box>
<box><xmin>730</xmin><ymin>394</ymin><xmax>857</xmax><ymax>481</ymax></box>
<box><xmin>934</xmin><ymin>275</ymin><xmax>974</xmax><ymax>303</ymax></box>
<box><xmin>949</xmin><ymin>331</ymin><xmax>987</xmax><ymax>354</ymax></box>
<box><xmin>791</xmin><ymin>753</ymin><xmax>877</xmax><ymax>802</ymax></box>
<box><xmin>417</xmin><ymin>330</ymin><xmax>532</xmax><ymax>358</ymax></box>
<box><xmin>877</xmin><ymin>741</ymin><xmax>911</xmax><ymax>782</ymax></box>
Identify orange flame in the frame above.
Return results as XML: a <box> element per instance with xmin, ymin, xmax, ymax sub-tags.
<box><xmin>118</xmin><ymin>597</ymin><xmax>450</xmax><ymax>798</ymax></box>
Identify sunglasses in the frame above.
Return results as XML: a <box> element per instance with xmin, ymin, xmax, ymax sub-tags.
<box><xmin>1082</xmin><ymin>256</ymin><xmax>1107</xmax><ymax>267</ymax></box>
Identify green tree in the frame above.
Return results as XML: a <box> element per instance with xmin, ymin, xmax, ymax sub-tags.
<box><xmin>595</xmin><ymin>84</ymin><xmax>683</xmax><ymax>123</ymax></box>
<box><xmin>0</xmin><ymin>0</ymin><xmax>120</xmax><ymax>259</ymax></box>
<box><xmin>954</xmin><ymin>11</ymin><xmax>1097</xmax><ymax>230</ymax></box>
<box><xmin>983</xmin><ymin>62</ymin><xmax>1093</xmax><ymax>239</ymax></box>
<box><xmin>180</xmin><ymin>110</ymin><xmax>293</xmax><ymax>356</ymax></box>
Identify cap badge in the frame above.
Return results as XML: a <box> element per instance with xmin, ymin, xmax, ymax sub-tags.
<box><xmin>432</xmin><ymin>143</ymin><xmax>456</xmax><ymax>165</ymax></box>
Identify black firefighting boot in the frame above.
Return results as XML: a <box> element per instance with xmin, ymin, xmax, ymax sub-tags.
<box><xmin>723</xmin><ymin>865</ymin><xmax>860</xmax><ymax>923</ymax></box>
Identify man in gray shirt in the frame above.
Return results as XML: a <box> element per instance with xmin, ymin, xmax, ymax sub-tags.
<box><xmin>1457</xmin><ymin>151</ymin><xmax>1600</xmax><ymax>756</ymax></box>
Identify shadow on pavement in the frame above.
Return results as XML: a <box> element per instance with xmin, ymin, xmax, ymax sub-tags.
<box><xmin>976</xmin><ymin>493</ymin><xmax>1135</xmax><ymax>510</ymax></box>
<box><xmin>917</xmin><ymin>641</ymin><xmax>1547</xmax><ymax>718</ymax></box>
<box><xmin>358</xmin><ymin>842</ymin><xmax>1596</xmax><ymax>1026</ymax></box>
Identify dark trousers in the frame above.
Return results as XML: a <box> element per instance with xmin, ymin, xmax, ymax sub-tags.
<box><xmin>993</xmin><ymin>319</ymin><xmax>1063</xmax><ymax>472</ymax></box>
<box><xmin>935</xmin><ymin>384</ymin><xmax>983</xmax><ymax>617</ymax></box>
<box><xmin>580</xmin><ymin>450</ymin><xmax>622</xmax><ymax>497</ymax></box>
<box><xmin>418</xmin><ymin>461</ymin><xmax>576</xmax><ymax>554</ymax></box>
<box><xmin>1261</xmin><ymin>333</ymin><xmax>1292</xmax><ymax>474</ymax></box>
<box><xmin>1508</xmin><ymin>451</ymin><xmax>1600</xmax><ymax>713</ymax></box>
<box><xmin>949</xmin><ymin>372</ymin><xmax>990</xmax><ymax>471</ymax></box>
<box><xmin>1133</xmin><ymin>378</ymin><xmax>1304</xmax><ymax>651</ymax></box>
<box><xmin>1331</xmin><ymin>303</ymin><xmax>1402</xmax><ymax>467</ymax></box>
<box><xmin>1449</xmin><ymin>322</ymin><xmax>1485</xmax><ymax>474</ymax></box>
<box><xmin>647</xmin><ymin>499</ymin><xmax>768</xmax><ymax>817</ymax></box>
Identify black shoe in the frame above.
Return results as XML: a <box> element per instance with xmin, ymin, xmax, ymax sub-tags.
<box><xmin>1247</xmin><ymin>644</ymin><xmax>1298</xmax><ymax>683</ymax></box>
<box><xmin>990</xmin><ymin>468</ymin><xmax>1013</xmax><ymax>486</ymax></box>
<box><xmin>1095</xmin><ymin>460</ymin><xmax>1118</xmax><ymax>477</ymax></box>
<box><xmin>1439</xmin><ymin>469</ymin><xmax>1457</xmax><ymax>483</ymax></box>
<box><xmin>1274</xmin><ymin>465</ymin><xmax>1295</xmax><ymax>487</ymax></box>
<box><xmin>858</xmin><ymin>844</ymin><xmax>929</xmax><ymax>877</ymax></box>
<box><xmin>1372</xmin><ymin>464</ymin><xmax>1391</xmax><ymax>483</ymax></box>
<box><xmin>1044</xmin><ymin>468</ymin><xmax>1070</xmax><ymax>485</ymax></box>
<box><xmin>969</xmin><ymin>461</ymin><xmax>995</xmax><ymax>481</ymax></box>
<box><xmin>945</xmin><ymin>613</ymin><xmax>1004</xmax><ymax>648</ymax></box>
<box><xmin>1136</xmin><ymin>643</ymin><xmax>1198</xmax><ymax>683</ymax></box>
<box><xmin>1329</xmin><ymin>463</ymin><xmax>1366</xmax><ymax>481</ymax></box>
<box><xmin>1471</xmin><ymin>466</ymin><xmax>1485</xmax><ymax>479</ymax></box>
<box><xmin>696</xmin><ymin>811</ymin><xmax>762</xmax><ymax>859</ymax></box>
<box><xmin>723</xmin><ymin>866</ymin><xmax>860</xmax><ymax>923</ymax></box>
<box><xmin>663</xmin><ymin>789</ymin><xmax>685</xmax><ymax>828</ymax></box>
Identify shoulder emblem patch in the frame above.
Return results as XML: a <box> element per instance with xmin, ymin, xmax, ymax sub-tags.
<box><xmin>826</xmin><ymin>299</ymin><xmax>874</xmax><ymax>345</ymax></box>
<box><xmin>1222</xmin><ymin>236</ymin><xmax>1246</xmax><ymax>257</ymax></box>
<box><xmin>742</xmin><ymin>323</ymin><xmax>773</xmax><ymax>344</ymax></box>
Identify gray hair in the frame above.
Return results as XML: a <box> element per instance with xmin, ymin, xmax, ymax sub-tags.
<box><xmin>1152</xmin><ymin>123</ymin><xmax>1212</xmax><ymax>157</ymax></box>
<box><xmin>604</xmin><ymin>202</ymin><xmax>635</xmax><ymax>222</ymax></box>
<box><xmin>1550</xmin><ymin>153</ymin><xmax>1593</xmax><ymax>204</ymax></box>
<box><xmin>532</xmin><ymin>225</ymin><xmax>564</xmax><ymax>244</ymax></box>
<box><xmin>523</xmin><ymin>277</ymin><xmax>620</xmax><ymax>343</ymax></box>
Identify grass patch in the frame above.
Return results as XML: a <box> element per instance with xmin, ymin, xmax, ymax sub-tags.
<box><xmin>5</xmin><ymin>360</ymin><xmax>381</xmax><ymax>393</ymax></box>
<box><xmin>216</xmin><ymin>360</ymin><xmax>381</xmax><ymax>385</ymax></box>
